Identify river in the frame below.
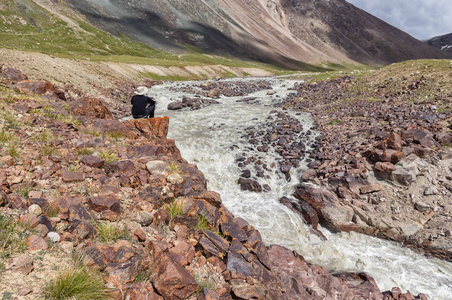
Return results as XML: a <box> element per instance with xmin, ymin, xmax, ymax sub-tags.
<box><xmin>148</xmin><ymin>78</ymin><xmax>452</xmax><ymax>299</ymax></box>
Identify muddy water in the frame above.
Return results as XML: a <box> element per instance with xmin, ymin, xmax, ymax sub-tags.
<box><xmin>149</xmin><ymin>78</ymin><xmax>452</xmax><ymax>299</ymax></box>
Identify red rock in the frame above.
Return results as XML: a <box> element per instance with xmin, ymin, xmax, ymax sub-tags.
<box><xmin>58</xmin><ymin>196</ymin><xmax>84</xmax><ymax>214</ymax></box>
<box><xmin>360</xmin><ymin>184</ymin><xmax>383</xmax><ymax>194</ymax></box>
<box><xmin>61</xmin><ymin>171</ymin><xmax>84</xmax><ymax>182</ymax></box>
<box><xmin>106</xmin><ymin>257</ymin><xmax>141</xmax><ymax>287</ymax></box>
<box><xmin>168</xmin><ymin>241</ymin><xmax>195</xmax><ymax>266</ymax></box>
<box><xmin>377</xmin><ymin>132</ymin><xmax>403</xmax><ymax>151</ymax></box>
<box><xmin>27</xmin><ymin>235</ymin><xmax>48</xmax><ymax>251</ymax></box>
<box><xmin>197</xmin><ymin>288</ymin><xmax>219</xmax><ymax>300</ymax></box>
<box><xmin>79</xmin><ymin>155</ymin><xmax>105</xmax><ymax>168</ymax></box>
<box><xmin>88</xmin><ymin>194</ymin><xmax>121</xmax><ymax>213</ymax></box>
<box><xmin>69</xmin><ymin>95</ymin><xmax>113</xmax><ymax>119</ymax></box>
<box><xmin>230</xmin><ymin>279</ymin><xmax>265</xmax><ymax>299</ymax></box>
<box><xmin>20</xmin><ymin>213</ymin><xmax>40</xmax><ymax>228</ymax></box>
<box><xmin>151</xmin><ymin>252</ymin><xmax>199</xmax><ymax>299</ymax></box>
<box><xmin>134</xmin><ymin>228</ymin><xmax>147</xmax><ymax>242</ymax></box>
<box><xmin>0</xmin><ymin>67</ymin><xmax>28</xmax><ymax>83</ymax></box>
<box><xmin>12</xmin><ymin>80</ymin><xmax>55</xmax><ymax>96</ymax></box>
<box><xmin>122</xmin><ymin>117</ymin><xmax>169</xmax><ymax>139</ymax></box>
<box><xmin>375</xmin><ymin>162</ymin><xmax>396</xmax><ymax>173</ymax></box>
<box><xmin>125</xmin><ymin>282</ymin><xmax>163</xmax><ymax>300</ymax></box>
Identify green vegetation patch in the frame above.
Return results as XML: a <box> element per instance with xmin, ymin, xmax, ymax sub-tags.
<box><xmin>45</xmin><ymin>263</ymin><xmax>110</xmax><ymax>300</ymax></box>
<box><xmin>0</xmin><ymin>214</ymin><xmax>35</xmax><ymax>268</ymax></box>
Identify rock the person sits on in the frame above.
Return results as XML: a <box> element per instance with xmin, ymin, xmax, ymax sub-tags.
<box><xmin>131</xmin><ymin>86</ymin><xmax>156</xmax><ymax>119</ymax></box>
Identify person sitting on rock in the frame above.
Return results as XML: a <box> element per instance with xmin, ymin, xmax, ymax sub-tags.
<box><xmin>131</xmin><ymin>86</ymin><xmax>156</xmax><ymax>119</ymax></box>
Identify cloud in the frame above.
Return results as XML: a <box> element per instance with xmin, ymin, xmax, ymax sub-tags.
<box><xmin>346</xmin><ymin>0</ymin><xmax>452</xmax><ymax>40</ymax></box>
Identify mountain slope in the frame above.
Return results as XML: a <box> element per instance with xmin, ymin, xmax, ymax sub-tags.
<box><xmin>426</xmin><ymin>33</ymin><xmax>452</xmax><ymax>53</ymax></box>
<box><xmin>64</xmin><ymin>0</ymin><xmax>449</xmax><ymax>67</ymax></box>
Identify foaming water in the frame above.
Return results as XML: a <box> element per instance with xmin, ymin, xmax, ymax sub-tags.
<box><xmin>149</xmin><ymin>78</ymin><xmax>452</xmax><ymax>299</ymax></box>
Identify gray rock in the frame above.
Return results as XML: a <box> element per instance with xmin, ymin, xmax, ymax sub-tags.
<box><xmin>47</xmin><ymin>232</ymin><xmax>61</xmax><ymax>243</ymax></box>
<box><xmin>146</xmin><ymin>160</ymin><xmax>169</xmax><ymax>175</ymax></box>
<box><xmin>136</xmin><ymin>210</ymin><xmax>153</xmax><ymax>226</ymax></box>
<box><xmin>167</xmin><ymin>102</ymin><xmax>183</xmax><ymax>110</ymax></box>
<box><xmin>415</xmin><ymin>202</ymin><xmax>430</xmax><ymax>212</ymax></box>
<box><xmin>424</xmin><ymin>186</ymin><xmax>438</xmax><ymax>196</ymax></box>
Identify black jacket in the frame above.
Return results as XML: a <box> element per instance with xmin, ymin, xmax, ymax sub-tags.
<box><xmin>131</xmin><ymin>95</ymin><xmax>156</xmax><ymax>116</ymax></box>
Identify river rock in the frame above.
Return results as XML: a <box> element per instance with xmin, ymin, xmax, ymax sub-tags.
<box><xmin>238</xmin><ymin>178</ymin><xmax>262</xmax><ymax>192</ymax></box>
<box><xmin>167</xmin><ymin>102</ymin><xmax>183</xmax><ymax>110</ymax></box>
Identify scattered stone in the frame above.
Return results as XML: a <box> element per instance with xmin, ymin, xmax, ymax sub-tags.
<box><xmin>88</xmin><ymin>195</ymin><xmax>121</xmax><ymax>213</ymax></box>
<box><xmin>80</xmin><ymin>155</ymin><xmax>105</xmax><ymax>168</ymax></box>
<box><xmin>9</xmin><ymin>255</ymin><xmax>34</xmax><ymax>275</ymax></box>
<box><xmin>61</xmin><ymin>171</ymin><xmax>84</xmax><ymax>182</ymax></box>
<box><xmin>27</xmin><ymin>235</ymin><xmax>48</xmax><ymax>251</ymax></box>
<box><xmin>136</xmin><ymin>210</ymin><xmax>153</xmax><ymax>226</ymax></box>
<box><xmin>47</xmin><ymin>232</ymin><xmax>61</xmax><ymax>243</ymax></box>
<box><xmin>415</xmin><ymin>202</ymin><xmax>430</xmax><ymax>212</ymax></box>
<box><xmin>28</xmin><ymin>204</ymin><xmax>42</xmax><ymax>215</ymax></box>
<box><xmin>17</xmin><ymin>286</ymin><xmax>33</xmax><ymax>296</ymax></box>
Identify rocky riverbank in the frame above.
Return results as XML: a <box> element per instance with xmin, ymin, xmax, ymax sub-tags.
<box><xmin>282</xmin><ymin>74</ymin><xmax>452</xmax><ymax>261</ymax></box>
<box><xmin>0</xmin><ymin>66</ymin><xmax>432</xmax><ymax>299</ymax></box>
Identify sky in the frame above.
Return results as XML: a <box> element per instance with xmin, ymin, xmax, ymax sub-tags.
<box><xmin>346</xmin><ymin>0</ymin><xmax>452</xmax><ymax>40</ymax></box>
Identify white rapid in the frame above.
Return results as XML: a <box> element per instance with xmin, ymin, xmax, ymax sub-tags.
<box><xmin>149</xmin><ymin>78</ymin><xmax>452</xmax><ymax>300</ymax></box>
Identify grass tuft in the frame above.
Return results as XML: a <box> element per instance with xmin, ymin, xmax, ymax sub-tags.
<box><xmin>76</xmin><ymin>147</ymin><xmax>95</xmax><ymax>157</ymax></box>
<box><xmin>0</xmin><ymin>214</ymin><xmax>35</xmax><ymax>268</ymax></box>
<box><xmin>165</xmin><ymin>199</ymin><xmax>184</xmax><ymax>220</ymax></box>
<box><xmin>98</xmin><ymin>149</ymin><xmax>118</xmax><ymax>164</ymax></box>
<box><xmin>167</xmin><ymin>161</ymin><xmax>182</xmax><ymax>174</ymax></box>
<box><xmin>45</xmin><ymin>263</ymin><xmax>110</xmax><ymax>300</ymax></box>
<box><xmin>95</xmin><ymin>222</ymin><xmax>129</xmax><ymax>244</ymax></box>
<box><xmin>195</xmin><ymin>215</ymin><xmax>210</xmax><ymax>231</ymax></box>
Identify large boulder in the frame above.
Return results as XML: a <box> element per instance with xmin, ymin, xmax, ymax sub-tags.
<box><xmin>0</xmin><ymin>67</ymin><xmax>28</xmax><ymax>84</ymax></box>
<box><xmin>294</xmin><ymin>183</ymin><xmax>354</xmax><ymax>232</ymax></box>
<box><xmin>69</xmin><ymin>96</ymin><xmax>113</xmax><ymax>119</ymax></box>
<box><xmin>122</xmin><ymin>117</ymin><xmax>169</xmax><ymax>139</ymax></box>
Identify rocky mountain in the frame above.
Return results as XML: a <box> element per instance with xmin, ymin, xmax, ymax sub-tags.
<box><xmin>64</xmin><ymin>0</ymin><xmax>449</xmax><ymax>68</ymax></box>
<box><xmin>426</xmin><ymin>33</ymin><xmax>452</xmax><ymax>53</ymax></box>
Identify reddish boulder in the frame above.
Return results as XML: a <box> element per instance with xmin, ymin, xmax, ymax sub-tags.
<box><xmin>27</xmin><ymin>235</ymin><xmax>48</xmax><ymax>251</ymax></box>
<box><xmin>377</xmin><ymin>132</ymin><xmax>403</xmax><ymax>151</ymax></box>
<box><xmin>61</xmin><ymin>171</ymin><xmax>84</xmax><ymax>182</ymax></box>
<box><xmin>88</xmin><ymin>194</ymin><xmax>121</xmax><ymax>213</ymax></box>
<box><xmin>79</xmin><ymin>155</ymin><xmax>105</xmax><ymax>168</ymax></box>
<box><xmin>12</xmin><ymin>80</ymin><xmax>55</xmax><ymax>96</ymax></box>
<box><xmin>1</xmin><ymin>67</ymin><xmax>27</xmax><ymax>83</ymax></box>
<box><xmin>69</xmin><ymin>96</ymin><xmax>113</xmax><ymax>119</ymax></box>
<box><xmin>122</xmin><ymin>117</ymin><xmax>169</xmax><ymax>139</ymax></box>
<box><xmin>150</xmin><ymin>252</ymin><xmax>199</xmax><ymax>300</ymax></box>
